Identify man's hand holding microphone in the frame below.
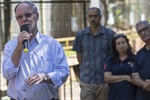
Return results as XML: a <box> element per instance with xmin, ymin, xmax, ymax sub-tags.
<box><xmin>19</xmin><ymin>24</ymin><xmax>33</xmax><ymax>53</ymax></box>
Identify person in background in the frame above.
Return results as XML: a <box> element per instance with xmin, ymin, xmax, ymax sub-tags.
<box><xmin>2</xmin><ymin>1</ymin><xmax>70</xmax><ymax>100</ymax></box>
<box><xmin>72</xmin><ymin>7</ymin><xmax>116</xmax><ymax>100</ymax></box>
<box><xmin>104</xmin><ymin>33</ymin><xmax>136</xmax><ymax>100</ymax></box>
<box><xmin>132</xmin><ymin>20</ymin><xmax>150</xmax><ymax>100</ymax></box>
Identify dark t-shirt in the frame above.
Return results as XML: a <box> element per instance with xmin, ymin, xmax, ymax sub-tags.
<box><xmin>133</xmin><ymin>47</ymin><xmax>150</xmax><ymax>100</ymax></box>
<box><xmin>105</xmin><ymin>57</ymin><xmax>136</xmax><ymax>100</ymax></box>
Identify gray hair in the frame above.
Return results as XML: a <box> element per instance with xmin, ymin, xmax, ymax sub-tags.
<box><xmin>87</xmin><ymin>7</ymin><xmax>101</xmax><ymax>16</ymax></box>
<box><xmin>135</xmin><ymin>20</ymin><xmax>149</xmax><ymax>30</ymax></box>
<box><xmin>14</xmin><ymin>1</ymin><xmax>38</xmax><ymax>13</ymax></box>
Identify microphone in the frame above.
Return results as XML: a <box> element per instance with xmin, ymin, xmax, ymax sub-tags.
<box><xmin>20</xmin><ymin>24</ymin><xmax>29</xmax><ymax>53</ymax></box>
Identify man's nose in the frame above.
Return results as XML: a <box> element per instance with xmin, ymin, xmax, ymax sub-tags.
<box><xmin>91</xmin><ymin>16</ymin><xmax>95</xmax><ymax>20</ymax></box>
<box><xmin>120</xmin><ymin>43</ymin><xmax>124</xmax><ymax>47</ymax></box>
<box><xmin>22</xmin><ymin>15</ymin><xmax>28</xmax><ymax>20</ymax></box>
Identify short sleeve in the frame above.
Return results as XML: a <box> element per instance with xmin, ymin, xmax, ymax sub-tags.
<box><xmin>72</xmin><ymin>30</ymin><xmax>85</xmax><ymax>53</ymax></box>
<box><xmin>104</xmin><ymin>59</ymin><xmax>112</xmax><ymax>72</ymax></box>
<box><xmin>132</xmin><ymin>56</ymin><xmax>138</xmax><ymax>73</ymax></box>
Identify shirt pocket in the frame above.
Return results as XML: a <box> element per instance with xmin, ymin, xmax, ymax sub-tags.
<box><xmin>32</xmin><ymin>55</ymin><xmax>53</xmax><ymax>73</ymax></box>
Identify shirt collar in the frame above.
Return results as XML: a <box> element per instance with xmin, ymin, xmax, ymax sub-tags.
<box><xmin>31</xmin><ymin>31</ymin><xmax>41</xmax><ymax>44</ymax></box>
<box><xmin>85</xmin><ymin>25</ymin><xmax>105</xmax><ymax>36</ymax></box>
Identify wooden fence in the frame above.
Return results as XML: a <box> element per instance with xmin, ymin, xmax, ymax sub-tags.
<box><xmin>56</xmin><ymin>37</ymin><xmax>75</xmax><ymax>51</ymax></box>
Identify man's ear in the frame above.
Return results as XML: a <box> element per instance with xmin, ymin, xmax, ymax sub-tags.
<box><xmin>36</xmin><ymin>12</ymin><xmax>39</xmax><ymax>20</ymax></box>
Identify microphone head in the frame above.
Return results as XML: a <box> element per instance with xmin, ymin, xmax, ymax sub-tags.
<box><xmin>20</xmin><ymin>24</ymin><xmax>29</xmax><ymax>32</ymax></box>
<box><xmin>24</xmin><ymin>48</ymin><xmax>28</xmax><ymax>53</ymax></box>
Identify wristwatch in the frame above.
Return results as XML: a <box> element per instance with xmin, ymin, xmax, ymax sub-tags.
<box><xmin>43</xmin><ymin>73</ymin><xmax>48</xmax><ymax>82</ymax></box>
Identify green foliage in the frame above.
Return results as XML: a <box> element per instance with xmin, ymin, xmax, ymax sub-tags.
<box><xmin>116</xmin><ymin>9</ymin><xmax>122</xmax><ymax>15</ymax></box>
<box><xmin>65</xmin><ymin>50</ymin><xmax>76</xmax><ymax>57</ymax></box>
<box><xmin>113</xmin><ymin>8</ymin><xmax>125</xmax><ymax>29</ymax></box>
<box><xmin>109</xmin><ymin>0</ymin><xmax>125</xmax><ymax>3</ymax></box>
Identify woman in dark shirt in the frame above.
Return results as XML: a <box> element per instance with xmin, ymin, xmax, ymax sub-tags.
<box><xmin>104</xmin><ymin>33</ymin><xmax>136</xmax><ymax>100</ymax></box>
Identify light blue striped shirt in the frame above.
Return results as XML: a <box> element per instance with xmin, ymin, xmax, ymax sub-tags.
<box><xmin>2</xmin><ymin>31</ymin><xmax>70</xmax><ymax>100</ymax></box>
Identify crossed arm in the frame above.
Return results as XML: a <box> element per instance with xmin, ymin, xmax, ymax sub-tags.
<box><xmin>104</xmin><ymin>72</ymin><xmax>132</xmax><ymax>83</ymax></box>
<box><xmin>132</xmin><ymin>72</ymin><xmax>150</xmax><ymax>91</ymax></box>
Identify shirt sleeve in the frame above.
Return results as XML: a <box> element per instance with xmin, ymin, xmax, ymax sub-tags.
<box><xmin>2</xmin><ymin>42</ymin><xmax>19</xmax><ymax>80</ymax></box>
<box><xmin>72</xmin><ymin>30</ymin><xmax>85</xmax><ymax>53</ymax></box>
<box><xmin>104</xmin><ymin>59</ymin><xmax>112</xmax><ymax>72</ymax></box>
<box><xmin>48</xmin><ymin>41</ymin><xmax>70</xmax><ymax>88</ymax></box>
<box><xmin>132</xmin><ymin>56</ymin><xmax>138</xmax><ymax>73</ymax></box>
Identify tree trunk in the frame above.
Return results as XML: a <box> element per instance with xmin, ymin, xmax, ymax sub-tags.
<box><xmin>101</xmin><ymin>0</ymin><xmax>108</xmax><ymax>26</ymax></box>
<box><xmin>4</xmin><ymin>0</ymin><xmax>11</xmax><ymax>44</ymax></box>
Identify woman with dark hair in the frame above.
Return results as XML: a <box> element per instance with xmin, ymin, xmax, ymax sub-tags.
<box><xmin>104</xmin><ymin>33</ymin><xmax>136</xmax><ymax>100</ymax></box>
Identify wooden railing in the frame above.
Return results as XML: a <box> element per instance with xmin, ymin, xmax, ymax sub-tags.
<box><xmin>56</xmin><ymin>37</ymin><xmax>75</xmax><ymax>51</ymax></box>
<box><xmin>56</xmin><ymin>37</ymin><xmax>75</xmax><ymax>50</ymax></box>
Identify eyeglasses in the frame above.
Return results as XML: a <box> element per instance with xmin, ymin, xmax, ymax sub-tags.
<box><xmin>113</xmin><ymin>33</ymin><xmax>126</xmax><ymax>38</ymax></box>
<box><xmin>137</xmin><ymin>27</ymin><xmax>149</xmax><ymax>35</ymax></box>
<box><xmin>16</xmin><ymin>12</ymin><xmax>36</xmax><ymax>20</ymax></box>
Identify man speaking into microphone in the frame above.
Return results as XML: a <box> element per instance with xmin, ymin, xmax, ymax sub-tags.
<box><xmin>2</xmin><ymin>1</ymin><xmax>70</xmax><ymax>100</ymax></box>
